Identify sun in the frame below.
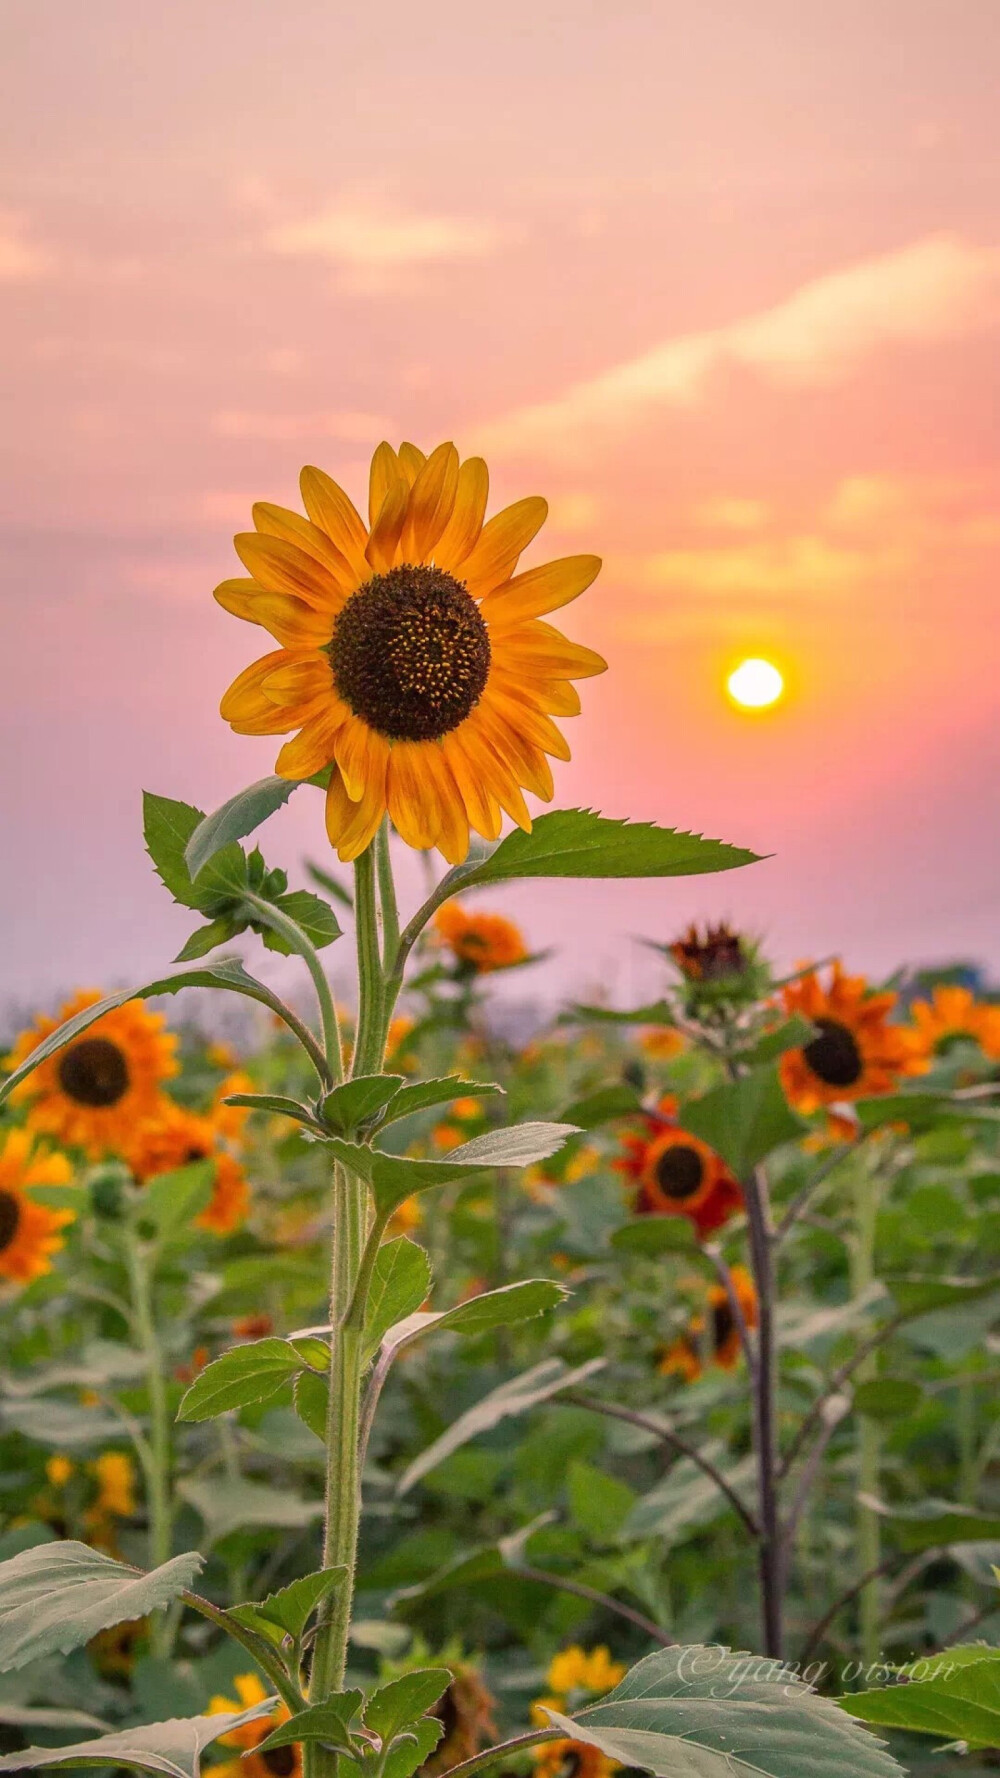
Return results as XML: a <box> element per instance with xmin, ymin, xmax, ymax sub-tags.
<box><xmin>726</xmin><ymin>658</ymin><xmax>784</xmax><ymax>710</ymax></box>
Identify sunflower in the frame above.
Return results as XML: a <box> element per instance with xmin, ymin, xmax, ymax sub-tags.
<box><xmin>659</xmin><ymin>1265</ymin><xmax>758</xmax><ymax>1382</ymax></box>
<box><xmin>207</xmin><ymin>1674</ymin><xmax>300</xmax><ymax>1778</ymax></box>
<box><xmin>215</xmin><ymin>442</ymin><xmax>606</xmax><ymax>863</ymax></box>
<box><xmin>780</xmin><ymin>963</ymin><xmax>927</xmax><ymax>1115</ymax></box>
<box><xmin>434</xmin><ymin>902</ymin><xmax>529</xmax><ymax>974</ymax></box>
<box><xmin>124</xmin><ymin>1099</ymin><xmax>250</xmax><ymax>1235</ymax></box>
<box><xmin>669</xmin><ymin>922</ymin><xmax>748</xmax><ymax>983</ymax></box>
<box><xmin>909</xmin><ymin>985</ymin><xmax>1000</xmax><ymax>1062</ymax></box>
<box><xmin>530</xmin><ymin>1646</ymin><xmax>625</xmax><ymax>1778</ymax></box>
<box><xmin>5</xmin><ymin>992</ymin><xmax>178</xmax><ymax>1158</ymax></box>
<box><xmin>0</xmin><ymin>1129</ymin><xmax>75</xmax><ymax>1284</ymax></box>
<box><xmin>615</xmin><ymin>1097</ymin><xmax>743</xmax><ymax>1237</ymax></box>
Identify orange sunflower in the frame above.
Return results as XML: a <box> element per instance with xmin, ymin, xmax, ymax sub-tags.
<box><xmin>434</xmin><ymin>901</ymin><xmax>529</xmax><ymax>973</ymax></box>
<box><xmin>909</xmin><ymin>985</ymin><xmax>1000</xmax><ymax>1062</ymax></box>
<box><xmin>216</xmin><ymin>441</ymin><xmax>605</xmax><ymax>863</ymax></box>
<box><xmin>0</xmin><ymin>1129</ymin><xmax>75</xmax><ymax>1284</ymax></box>
<box><xmin>615</xmin><ymin>1096</ymin><xmax>743</xmax><ymax>1237</ymax></box>
<box><xmin>124</xmin><ymin>1099</ymin><xmax>250</xmax><ymax>1235</ymax></box>
<box><xmin>780</xmin><ymin>963</ymin><xmax>927</xmax><ymax>1115</ymax></box>
<box><xmin>659</xmin><ymin>1265</ymin><xmax>758</xmax><ymax>1383</ymax></box>
<box><xmin>531</xmin><ymin>1646</ymin><xmax>625</xmax><ymax>1778</ymax></box>
<box><xmin>5</xmin><ymin>992</ymin><xmax>178</xmax><ymax>1158</ymax></box>
<box><xmin>207</xmin><ymin>1674</ymin><xmax>298</xmax><ymax>1778</ymax></box>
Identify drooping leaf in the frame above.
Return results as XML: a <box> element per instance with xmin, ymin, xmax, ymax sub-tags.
<box><xmin>0</xmin><ymin>1399</ymin><xmax>125</xmax><ymax>1448</ymax></box>
<box><xmin>681</xmin><ymin>1066</ymin><xmax>805</xmax><ymax>1177</ymax></box>
<box><xmin>424</xmin><ymin>1280</ymin><xmax>568</xmax><ymax>1339</ymax></box>
<box><xmin>327</xmin><ymin>1123</ymin><xmax>578</xmax><ymax>1214</ymax></box>
<box><xmin>174</xmin><ymin>917</ymin><xmax>243</xmax><ymax>962</ymax></box>
<box><xmin>363</xmin><ymin>1239</ymin><xmax>433</xmax><ymax>1360</ymax></box>
<box><xmin>221</xmin><ymin>1092</ymin><xmax>326</xmax><ymax>1132</ymax></box>
<box><xmin>0</xmin><ymin>1543</ymin><xmax>203</xmax><ymax>1672</ymax></box>
<box><xmin>178</xmin><ymin>1477</ymin><xmax>322</xmax><ymax>1544</ymax></box>
<box><xmin>457</xmin><ymin>810</ymin><xmax>760</xmax><ymax>887</ymax></box>
<box><xmin>0</xmin><ymin>1702</ymin><xmax>277</xmax><ymax>1778</ymax></box>
<box><xmin>397</xmin><ymin>1357</ymin><xmax>605</xmax><ymax>1494</ymax></box>
<box><xmin>364</xmin><ymin>1669</ymin><xmax>451</xmax><ymax>1742</ymax></box>
<box><xmin>545</xmin><ymin>1644</ymin><xmax>902</xmax><ymax>1777</ymax></box>
<box><xmin>257</xmin><ymin>1695</ymin><xmax>363</xmax><ymax>1757</ymax></box>
<box><xmin>260</xmin><ymin>890</ymin><xmax>341</xmax><ymax>953</ymax></box>
<box><xmin>177</xmin><ymin>1339</ymin><xmax>308</xmax><ymax>1422</ymax></box>
<box><xmin>379</xmin><ymin>1076</ymin><xmax>505</xmax><ymax>1125</ymax></box>
<box><xmin>860</xmin><ymin>1495</ymin><xmax>1000</xmax><ymax>1551</ymax></box>
<box><xmin>558</xmin><ymin>1085</ymin><xmax>644</xmax><ymax>1128</ymax></box>
<box><xmin>839</xmin><ymin>1647</ymin><xmax>1000</xmax><ymax>1751</ymax></box>
<box><xmin>320</xmin><ymin>1075</ymin><xmax>406</xmax><ymax>1136</ymax></box>
<box><xmin>185</xmin><ymin>776</ymin><xmax>305</xmax><ymax>877</ymax></box>
<box><xmin>229</xmin><ymin>1568</ymin><xmax>347</xmax><ymax>1646</ymax></box>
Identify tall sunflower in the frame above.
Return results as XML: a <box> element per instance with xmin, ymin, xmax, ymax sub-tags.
<box><xmin>216</xmin><ymin>442</ymin><xmax>605</xmax><ymax>862</ymax></box>
<box><xmin>5</xmin><ymin>991</ymin><xmax>178</xmax><ymax>1157</ymax></box>
<box><xmin>0</xmin><ymin>1129</ymin><xmax>75</xmax><ymax>1284</ymax></box>
<box><xmin>780</xmin><ymin>963</ymin><xmax>927</xmax><ymax>1115</ymax></box>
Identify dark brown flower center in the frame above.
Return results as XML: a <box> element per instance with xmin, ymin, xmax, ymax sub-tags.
<box><xmin>0</xmin><ymin>1189</ymin><xmax>22</xmax><ymax>1253</ymax></box>
<box><xmin>328</xmin><ymin>565</ymin><xmax>491</xmax><ymax>742</ymax></box>
<box><xmin>57</xmin><ymin>1037</ymin><xmax>130</xmax><ymax>1108</ymax></box>
<box><xmin>260</xmin><ymin>1747</ymin><xmax>297</xmax><ymax>1777</ymax></box>
<box><xmin>802</xmin><ymin>1017</ymin><xmax>863</xmax><ymax>1089</ymax></box>
<box><xmin>712</xmin><ymin>1301</ymin><xmax>735</xmax><ymax>1349</ymax></box>
<box><xmin>653</xmin><ymin>1142</ymin><xmax>705</xmax><ymax>1201</ymax></box>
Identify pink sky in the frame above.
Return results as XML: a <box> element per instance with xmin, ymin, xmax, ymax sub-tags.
<box><xmin>3</xmin><ymin>1</ymin><xmax>999</xmax><ymax>1014</ymax></box>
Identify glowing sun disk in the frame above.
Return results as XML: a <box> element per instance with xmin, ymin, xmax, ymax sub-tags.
<box><xmin>727</xmin><ymin>658</ymin><xmax>784</xmax><ymax>710</ymax></box>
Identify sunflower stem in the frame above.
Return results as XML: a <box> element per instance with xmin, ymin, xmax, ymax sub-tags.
<box><xmin>242</xmin><ymin>891</ymin><xmax>342</xmax><ymax>1084</ymax></box>
<box><xmin>851</xmin><ymin>1150</ymin><xmax>882</xmax><ymax>1669</ymax></box>
<box><xmin>351</xmin><ymin>845</ymin><xmax>387</xmax><ymax>1077</ymax></box>
<box><xmin>124</xmin><ymin>1234</ymin><xmax>173</xmax><ymax>1657</ymax></box>
<box><xmin>374</xmin><ymin>819</ymin><xmax>400</xmax><ymax>974</ymax></box>
<box><xmin>743</xmin><ymin>1162</ymin><xmax>784</xmax><ymax>1657</ymax></box>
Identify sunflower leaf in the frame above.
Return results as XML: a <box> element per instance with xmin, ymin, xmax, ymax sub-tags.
<box><xmin>229</xmin><ymin>1567</ymin><xmax>348</xmax><ymax>1644</ymax></box>
<box><xmin>363</xmin><ymin>1238</ymin><xmax>433</xmax><ymax>1360</ymax></box>
<box><xmin>681</xmin><ymin>1066</ymin><xmax>805</xmax><ymax>1177</ymax></box>
<box><xmin>397</xmin><ymin>1357</ymin><xmax>606</xmax><ymax>1494</ymax></box>
<box><xmin>177</xmin><ymin>1339</ymin><xmax>310</xmax><ymax>1422</ymax></box>
<box><xmin>325</xmin><ymin>1123</ymin><xmax>579</xmax><ymax>1213</ymax></box>
<box><xmin>184</xmin><ymin>776</ymin><xmax>306</xmax><ymax>877</ymax></box>
<box><xmin>457</xmin><ymin>810</ymin><xmax>760</xmax><ymax>886</ymax></box>
<box><xmin>0</xmin><ymin>1702</ymin><xmax>277</xmax><ymax>1777</ymax></box>
<box><xmin>0</xmin><ymin>1542</ymin><xmax>203</xmax><ymax>1672</ymax></box>
<box><xmin>143</xmin><ymin>793</ymin><xmax>207</xmax><ymax>910</ymax></box>
<box><xmin>377</xmin><ymin>1076</ymin><xmax>505</xmax><ymax>1125</ymax></box>
<box><xmin>258</xmin><ymin>890</ymin><xmax>341</xmax><ymax>953</ymax></box>
<box><xmin>838</xmin><ymin>1646</ymin><xmax>1000</xmax><ymax>1751</ymax></box>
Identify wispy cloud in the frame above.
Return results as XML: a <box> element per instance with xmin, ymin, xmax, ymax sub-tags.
<box><xmin>212</xmin><ymin>409</ymin><xmax>394</xmax><ymax>442</ymax></box>
<box><xmin>484</xmin><ymin>235</ymin><xmax>1000</xmax><ymax>456</ymax></box>
<box><xmin>0</xmin><ymin>211</ymin><xmax>52</xmax><ymax>281</ymax></box>
<box><xmin>263</xmin><ymin>201</ymin><xmax>500</xmax><ymax>274</ymax></box>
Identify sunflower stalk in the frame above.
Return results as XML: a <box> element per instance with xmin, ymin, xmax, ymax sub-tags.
<box><xmin>850</xmin><ymin>1148</ymin><xmax>882</xmax><ymax>1670</ymax></box>
<box><xmin>123</xmin><ymin>1232</ymin><xmax>173</xmax><ymax>1659</ymax></box>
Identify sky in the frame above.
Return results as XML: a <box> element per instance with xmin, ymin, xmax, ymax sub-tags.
<box><xmin>2</xmin><ymin>0</ymin><xmax>999</xmax><ymax>1020</ymax></box>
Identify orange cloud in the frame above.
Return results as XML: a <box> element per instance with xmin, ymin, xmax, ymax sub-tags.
<box><xmin>264</xmin><ymin>202</ymin><xmax>501</xmax><ymax>271</ymax></box>
<box><xmin>484</xmin><ymin>235</ymin><xmax>1000</xmax><ymax>457</ymax></box>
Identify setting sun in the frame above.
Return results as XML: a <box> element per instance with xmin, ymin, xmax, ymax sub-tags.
<box><xmin>727</xmin><ymin>658</ymin><xmax>785</xmax><ymax>710</ymax></box>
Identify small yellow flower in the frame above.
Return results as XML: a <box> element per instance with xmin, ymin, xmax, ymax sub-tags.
<box><xmin>451</xmin><ymin>1097</ymin><xmax>484</xmax><ymax>1121</ymax></box>
<box><xmin>91</xmin><ymin>1452</ymin><xmax>137</xmax><ymax>1519</ymax></box>
<box><xmin>546</xmin><ymin>1646</ymin><xmax>625</xmax><ymax>1699</ymax></box>
<box><xmin>208</xmin><ymin>1673</ymin><xmax>300</xmax><ymax>1778</ymax></box>
<box><xmin>46</xmin><ymin>1455</ymin><xmax>74</xmax><ymax>1489</ymax></box>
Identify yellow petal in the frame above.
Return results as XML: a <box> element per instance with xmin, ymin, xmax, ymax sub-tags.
<box><xmin>485</xmin><ymin>686</ymin><xmax>572</xmax><ymax>762</ymax></box>
<box><xmin>460</xmin><ymin>496</ymin><xmax>548</xmax><ymax>596</ymax></box>
<box><xmin>233</xmin><ymin>534</ymin><xmax>345</xmax><ymax>612</ymax></box>
<box><xmin>365</xmin><ymin>477</ymin><xmax>409</xmax><ymax>573</ymax></box>
<box><xmin>481</xmin><ymin>554</ymin><xmax>601</xmax><ymax>627</ymax></box>
<box><xmin>334</xmin><ymin>717</ymin><xmax>390</xmax><ymax>803</ymax></box>
<box><xmin>434</xmin><ymin>457</ymin><xmax>489</xmax><ymax>572</ymax></box>
<box><xmin>503</xmin><ymin>621</ymin><xmax>608</xmax><ymax>679</ymax></box>
<box><xmin>214</xmin><ymin>580</ymin><xmax>332</xmax><ymax>649</ymax></box>
<box><xmin>300</xmin><ymin>467</ymin><xmax>369</xmax><ymax>575</ymax></box>
<box><xmin>274</xmin><ymin>711</ymin><xmax>346</xmax><ymax>780</ymax></box>
<box><xmin>369</xmin><ymin>442</ymin><xmax>402</xmax><ymax>529</ymax></box>
<box><xmin>427</xmin><ymin>750</ymin><xmax>470</xmax><ymax>864</ymax></box>
<box><xmin>460</xmin><ymin>716</ymin><xmax>533</xmax><ymax>831</ymax></box>
<box><xmin>252</xmin><ymin>502</ymin><xmax>357</xmax><ymax>590</ymax></box>
<box><xmin>441</xmin><ymin>734</ymin><xmax>503</xmax><ymax>841</ymax></box>
<box><xmin>401</xmin><ymin>442</ymin><xmax>460</xmax><ymax>563</ymax></box>
<box><xmin>221</xmin><ymin>652</ymin><xmax>302</xmax><ymax>732</ymax></box>
<box><xmin>397</xmin><ymin>442</ymin><xmax>427</xmax><ymax>486</ymax></box>
<box><xmin>325</xmin><ymin>766</ymin><xmax>386</xmax><ymax>863</ymax></box>
<box><xmin>386</xmin><ymin>742</ymin><xmax>442</xmax><ymax>849</ymax></box>
<box><xmin>259</xmin><ymin>658</ymin><xmax>332</xmax><ymax>705</ymax></box>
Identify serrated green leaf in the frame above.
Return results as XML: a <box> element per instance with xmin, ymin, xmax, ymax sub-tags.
<box><xmin>258</xmin><ymin>1695</ymin><xmax>363</xmax><ymax>1756</ymax></box>
<box><xmin>559</xmin><ymin>1084</ymin><xmax>644</xmax><ymax>1128</ymax></box>
<box><xmin>185</xmin><ymin>776</ymin><xmax>305</xmax><ymax>877</ymax></box>
<box><xmin>327</xmin><ymin>1123</ymin><xmax>578</xmax><ymax>1214</ymax></box>
<box><xmin>230</xmin><ymin>1567</ymin><xmax>347</xmax><ymax>1644</ymax></box>
<box><xmin>177</xmin><ymin>1339</ymin><xmax>306</xmax><ymax>1421</ymax></box>
<box><xmin>261</xmin><ymin>890</ymin><xmax>341</xmax><ymax>953</ymax></box>
<box><xmin>840</xmin><ymin>1647</ymin><xmax>1000</xmax><ymax>1751</ymax></box>
<box><xmin>681</xmin><ymin>1066</ymin><xmax>805</xmax><ymax>1177</ymax></box>
<box><xmin>379</xmin><ymin>1076</ymin><xmax>505</xmax><ymax>1125</ymax></box>
<box><xmin>428</xmin><ymin>1279</ymin><xmax>567</xmax><ymax>1338</ymax></box>
<box><xmin>294</xmin><ymin>1370</ymin><xmax>329</xmax><ymax>1441</ymax></box>
<box><xmin>321</xmin><ymin>1075</ymin><xmax>405</xmax><ymax>1136</ymax></box>
<box><xmin>175</xmin><ymin>917</ymin><xmax>242</xmax><ymax>961</ymax></box>
<box><xmin>0</xmin><ymin>1543</ymin><xmax>203</xmax><ymax>1672</ymax></box>
<box><xmin>364</xmin><ymin>1670</ymin><xmax>451</xmax><ymax>1742</ymax></box>
<box><xmin>363</xmin><ymin>1238</ymin><xmax>433</xmax><ymax>1360</ymax></box>
<box><xmin>222</xmin><ymin>1092</ymin><xmax>325</xmax><ymax>1131</ymax></box>
<box><xmin>143</xmin><ymin>793</ymin><xmax>205</xmax><ymax>910</ymax></box>
<box><xmin>547</xmin><ymin>1644</ymin><xmax>902</xmax><ymax>1776</ymax></box>
<box><xmin>457</xmin><ymin>810</ymin><xmax>760</xmax><ymax>886</ymax></box>
<box><xmin>340</xmin><ymin>1717</ymin><xmax>444</xmax><ymax>1778</ymax></box>
<box><xmin>0</xmin><ymin>1703</ymin><xmax>277</xmax><ymax>1778</ymax></box>
<box><xmin>398</xmin><ymin>1357</ymin><xmax>605</xmax><ymax>1494</ymax></box>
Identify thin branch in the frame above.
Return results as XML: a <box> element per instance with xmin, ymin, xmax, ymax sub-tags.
<box><xmin>780</xmin><ymin>1395</ymin><xmax>851</xmax><ymax>1549</ymax></box>
<box><xmin>798</xmin><ymin>1555</ymin><xmax>906</xmax><ymax>1665</ymax></box>
<box><xmin>567</xmin><ymin>1393</ymin><xmax>760</xmax><ymax>1540</ymax></box>
<box><xmin>703</xmin><ymin>1242</ymin><xmax>758</xmax><ymax>1381</ymax></box>
<box><xmin>775</xmin><ymin>1133</ymin><xmax>876</xmax><ymax>1244</ymax></box>
<box><xmin>512</xmin><ymin>1562</ymin><xmax>674</xmax><ymax>1646</ymax></box>
<box><xmin>930</xmin><ymin>1598</ymin><xmax>1000</xmax><ymax>1652</ymax></box>
<box><xmin>439</xmin><ymin>1732</ymin><xmax>563</xmax><ymax>1778</ymax></box>
<box><xmin>779</xmin><ymin>1314</ymin><xmax>907</xmax><ymax>1478</ymax></box>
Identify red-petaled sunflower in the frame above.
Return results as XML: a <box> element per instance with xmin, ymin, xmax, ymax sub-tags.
<box><xmin>434</xmin><ymin>901</ymin><xmax>529</xmax><ymax>973</ymax></box>
<box><xmin>207</xmin><ymin>1674</ymin><xmax>299</xmax><ymax>1778</ymax></box>
<box><xmin>124</xmin><ymin>1100</ymin><xmax>250</xmax><ymax>1235</ymax></box>
<box><xmin>910</xmin><ymin>985</ymin><xmax>1000</xmax><ymax>1062</ymax></box>
<box><xmin>0</xmin><ymin>1129</ymin><xmax>75</xmax><ymax>1284</ymax></box>
<box><xmin>5</xmin><ymin>992</ymin><xmax>178</xmax><ymax>1158</ymax></box>
<box><xmin>659</xmin><ymin>1264</ymin><xmax>759</xmax><ymax>1382</ymax></box>
<box><xmin>615</xmin><ymin>1096</ymin><xmax>743</xmax><ymax>1237</ymax></box>
<box><xmin>215</xmin><ymin>442</ymin><xmax>605</xmax><ymax>863</ymax></box>
<box><xmin>780</xmin><ymin>963</ymin><xmax>927</xmax><ymax>1115</ymax></box>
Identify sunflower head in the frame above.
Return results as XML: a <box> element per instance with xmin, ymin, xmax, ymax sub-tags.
<box><xmin>208</xmin><ymin>1674</ymin><xmax>300</xmax><ymax>1778</ymax></box>
<box><xmin>615</xmin><ymin>1099</ymin><xmax>743</xmax><ymax>1238</ymax></box>
<box><xmin>124</xmin><ymin>1097</ymin><xmax>250</xmax><ymax>1236</ymax></box>
<box><xmin>667</xmin><ymin>922</ymin><xmax>770</xmax><ymax>1017</ymax></box>
<box><xmin>909</xmin><ymin>984</ymin><xmax>1000</xmax><ymax>1063</ymax></box>
<box><xmin>5</xmin><ymin>992</ymin><xmax>178</xmax><ymax>1158</ymax></box>
<box><xmin>0</xmin><ymin>1129</ymin><xmax>75</xmax><ymax>1284</ymax></box>
<box><xmin>780</xmin><ymin>963</ymin><xmax>928</xmax><ymax>1114</ymax></box>
<box><xmin>434</xmin><ymin>901</ymin><xmax>529</xmax><ymax>975</ymax></box>
<box><xmin>216</xmin><ymin>442</ymin><xmax>605</xmax><ymax>864</ymax></box>
<box><xmin>659</xmin><ymin>1265</ymin><xmax>757</xmax><ymax>1382</ymax></box>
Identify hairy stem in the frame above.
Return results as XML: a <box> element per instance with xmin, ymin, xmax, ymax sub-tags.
<box><xmin>744</xmin><ymin>1165</ymin><xmax>783</xmax><ymax>1657</ymax></box>
<box><xmin>851</xmin><ymin>1155</ymin><xmax>881</xmax><ymax>1669</ymax></box>
<box><xmin>125</xmin><ymin>1236</ymin><xmax>173</xmax><ymax>1657</ymax></box>
<box><xmin>243</xmin><ymin>891</ymin><xmax>342</xmax><ymax>1083</ymax></box>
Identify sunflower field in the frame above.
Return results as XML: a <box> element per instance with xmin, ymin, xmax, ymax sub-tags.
<box><xmin>2</xmin><ymin>443</ymin><xmax>1000</xmax><ymax>1778</ymax></box>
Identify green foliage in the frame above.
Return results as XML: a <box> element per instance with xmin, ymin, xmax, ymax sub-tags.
<box><xmin>398</xmin><ymin>1357</ymin><xmax>606</xmax><ymax>1493</ymax></box>
<box><xmin>183</xmin><ymin>775</ymin><xmax>306</xmax><ymax>877</ymax></box>
<box><xmin>363</xmin><ymin>1238</ymin><xmax>434</xmax><ymax>1358</ymax></box>
<box><xmin>321</xmin><ymin>1075</ymin><xmax>407</xmax><ymax>1135</ymax></box>
<box><xmin>177</xmin><ymin>1338</ymin><xmax>322</xmax><ymax>1421</ymax></box>
<box><xmin>326</xmin><ymin>1121</ymin><xmax>579</xmax><ymax>1212</ymax></box>
<box><xmin>0</xmin><ymin>1544</ymin><xmax>203</xmax><ymax>1671</ymax></box>
<box><xmin>682</xmin><ymin>1064</ymin><xmax>805</xmax><ymax>1175</ymax></box>
<box><xmin>229</xmin><ymin>1568</ymin><xmax>347</xmax><ymax>1646</ymax></box>
<box><xmin>456</xmin><ymin>808</ymin><xmax>761</xmax><ymax>884</ymax></box>
<box><xmin>0</xmin><ymin>1705</ymin><xmax>276</xmax><ymax>1777</ymax></box>
<box><xmin>840</xmin><ymin>1646</ymin><xmax>1000</xmax><ymax>1751</ymax></box>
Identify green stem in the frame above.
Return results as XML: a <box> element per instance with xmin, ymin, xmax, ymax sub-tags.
<box><xmin>374</xmin><ymin>820</ymin><xmax>400</xmax><ymax>973</ymax></box>
<box><xmin>351</xmin><ymin>846</ymin><xmax>386</xmax><ymax>1078</ymax></box>
<box><xmin>851</xmin><ymin>1155</ymin><xmax>881</xmax><ymax>1669</ymax></box>
<box><xmin>243</xmin><ymin>891</ymin><xmax>342</xmax><ymax>1083</ymax></box>
<box><xmin>124</xmin><ymin>1236</ymin><xmax>173</xmax><ymax>1657</ymax></box>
